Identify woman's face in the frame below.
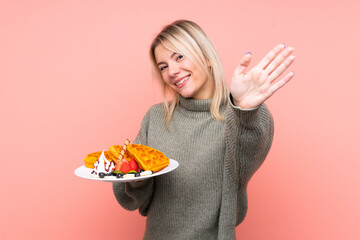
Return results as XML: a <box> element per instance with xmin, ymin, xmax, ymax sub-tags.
<box><xmin>154</xmin><ymin>43</ymin><xmax>214</xmax><ymax>100</ymax></box>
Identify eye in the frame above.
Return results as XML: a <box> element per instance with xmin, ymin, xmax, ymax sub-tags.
<box><xmin>176</xmin><ymin>54</ymin><xmax>184</xmax><ymax>60</ymax></box>
<box><xmin>159</xmin><ymin>65</ymin><xmax>167</xmax><ymax>71</ymax></box>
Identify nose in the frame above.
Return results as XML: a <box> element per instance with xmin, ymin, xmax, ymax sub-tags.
<box><xmin>168</xmin><ymin>63</ymin><xmax>180</xmax><ymax>77</ymax></box>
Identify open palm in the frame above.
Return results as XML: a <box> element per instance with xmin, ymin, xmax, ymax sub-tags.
<box><xmin>230</xmin><ymin>44</ymin><xmax>295</xmax><ymax>109</ymax></box>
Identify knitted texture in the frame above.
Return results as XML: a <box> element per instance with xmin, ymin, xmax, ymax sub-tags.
<box><xmin>112</xmin><ymin>95</ymin><xmax>274</xmax><ymax>240</ymax></box>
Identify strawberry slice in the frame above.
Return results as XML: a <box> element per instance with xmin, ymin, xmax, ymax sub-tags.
<box><xmin>115</xmin><ymin>158</ymin><xmax>128</xmax><ymax>171</ymax></box>
<box><xmin>120</xmin><ymin>161</ymin><xmax>132</xmax><ymax>174</ymax></box>
<box><xmin>129</xmin><ymin>159</ymin><xmax>139</xmax><ymax>172</ymax></box>
<box><xmin>114</xmin><ymin>160</ymin><xmax>121</xmax><ymax>171</ymax></box>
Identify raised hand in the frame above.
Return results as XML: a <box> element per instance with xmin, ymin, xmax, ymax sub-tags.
<box><xmin>230</xmin><ymin>44</ymin><xmax>295</xmax><ymax>109</ymax></box>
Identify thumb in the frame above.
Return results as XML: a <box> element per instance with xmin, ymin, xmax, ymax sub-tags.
<box><xmin>234</xmin><ymin>52</ymin><xmax>252</xmax><ymax>75</ymax></box>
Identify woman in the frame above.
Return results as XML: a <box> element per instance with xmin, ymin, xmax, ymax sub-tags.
<box><xmin>113</xmin><ymin>20</ymin><xmax>295</xmax><ymax>240</ymax></box>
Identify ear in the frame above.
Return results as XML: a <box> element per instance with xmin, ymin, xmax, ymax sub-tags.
<box><xmin>205</xmin><ymin>58</ymin><xmax>213</xmax><ymax>75</ymax></box>
<box><xmin>206</xmin><ymin>57</ymin><xmax>211</xmax><ymax>67</ymax></box>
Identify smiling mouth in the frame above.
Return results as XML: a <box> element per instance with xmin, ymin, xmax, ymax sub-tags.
<box><xmin>175</xmin><ymin>75</ymin><xmax>190</xmax><ymax>86</ymax></box>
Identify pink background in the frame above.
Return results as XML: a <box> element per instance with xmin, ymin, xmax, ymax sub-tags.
<box><xmin>1</xmin><ymin>0</ymin><xmax>359</xmax><ymax>239</ymax></box>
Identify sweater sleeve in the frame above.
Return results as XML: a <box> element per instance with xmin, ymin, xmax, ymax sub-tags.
<box><xmin>225</xmin><ymin>94</ymin><xmax>274</xmax><ymax>187</ymax></box>
<box><xmin>112</xmin><ymin>108</ymin><xmax>155</xmax><ymax>216</ymax></box>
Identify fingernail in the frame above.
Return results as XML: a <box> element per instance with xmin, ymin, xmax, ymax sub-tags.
<box><xmin>246</xmin><ymin>52</ymin><xmax>252</xmax><ymax>55</ymax></box>
<box><xmin>291</xmin><ymin>71</ymin><xmax>295</xmax><ymax>74</ymax></box>
<box><xmin>282</xmin><ymin>43</ymin><xmax>286</xmax><ymax>48</ymax></box>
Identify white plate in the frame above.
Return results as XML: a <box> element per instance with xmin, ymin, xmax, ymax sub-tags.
<box><xmin>74</xmin><ymin>159</ymin><xmax>179</xmax><ymax>182</ymax></box>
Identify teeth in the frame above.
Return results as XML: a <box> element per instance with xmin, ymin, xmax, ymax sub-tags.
<box><xmin>175</xmin><ymin>76</ymin><xmax>189</xmax><ymax>86</ymax></box>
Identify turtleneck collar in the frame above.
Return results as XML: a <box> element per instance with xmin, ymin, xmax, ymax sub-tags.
<box><xmin>178</xmin><ymin>95</ymin><xmax>228</xmax><ymax>116</ymax></box>
<box><xmin>179</xmin><ymin>96</ymin><xmax>212</xmax><ymax>112</ymax></box>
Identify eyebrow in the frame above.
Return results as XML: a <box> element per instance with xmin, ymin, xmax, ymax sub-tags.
<box><xmin>157</xmin><ymin>52</ymin><xmax>178</xmax><ymax>66</ymax></box>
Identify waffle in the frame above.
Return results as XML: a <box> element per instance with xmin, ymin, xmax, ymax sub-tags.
<box><xmin>108</xmin><ymin>145</ymin><xmax>131</xmax><ymax>162</ymax></box>
<box><xmin>126</xmin><ymin>144</ymin><xmax>170</xmax><ymax>172</ymax></box>
<box><xmin>84</xmin><ymin>151</ymin><xmax>112</xmax><ymax>169</ymax></box>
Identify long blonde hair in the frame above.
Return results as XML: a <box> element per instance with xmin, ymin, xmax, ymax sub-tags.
<box><xmin>150</xmin><ymin>20</ymin><xmax>229</xmax><ymax>128</ymax></box>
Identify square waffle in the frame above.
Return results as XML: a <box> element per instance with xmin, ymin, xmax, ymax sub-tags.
<box><xmin>108</xmin><ymin>145</ymin><xmax>131</xmax><ymax>162</ymax></box>
<box><xmin>126</xmin><ymin>144</ymin><xmax>170</xmax><ymax>172</ymax></box>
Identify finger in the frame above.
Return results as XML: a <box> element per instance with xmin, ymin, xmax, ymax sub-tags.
<box><xmin>264</xmin><ymin>47</ymin><xmax>294</xmax><ymax>75</ymax></box>
<box><xmin>269</xmin><ymin>71</ymin><xmax>295</xmax><ymax>94</ymax></box>
<box><xmin>268</xmin><ymin>55</ymin><xmax>296</xmax><ymax>83</ymax></box>
<box><xmin>234</xmin><ymin>52</ymin><xmax>252</xmax><ymax>75</ymax></box>
<box><xmin>257</xmin><ymin>43</ymin><xmax>286</xmax><ymax>69</ymax></box>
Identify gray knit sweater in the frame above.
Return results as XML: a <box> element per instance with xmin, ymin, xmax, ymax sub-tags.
<box><xmin>113</xmin><ymin>95</ymin><xmax>274</xmax><ymax>240</ymax></box>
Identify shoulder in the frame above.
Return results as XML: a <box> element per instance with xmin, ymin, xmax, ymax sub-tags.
<box><xmin>149</xmin><ymin>103</ymin><xmax>163</xmax><ymax>112</ymax></box>
<box><xmin>140</xmin><ymin>103</ymin><xmax>164</xmax><ymax>123</ymax></box>
<box><xmin>145</xmin><ymin>103</ymin><xmax>164</xmax><ymax>116</ymax></box>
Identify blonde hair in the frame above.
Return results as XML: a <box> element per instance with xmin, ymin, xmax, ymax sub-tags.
<box><xmin>150</xmin><ymin>20</ymin><xmax>229</xmax><ymax>128</ymax></box>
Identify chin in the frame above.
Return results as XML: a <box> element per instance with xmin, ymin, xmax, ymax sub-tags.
<box><xmin>179</xmin><ymin>92</ymin><xmax>194</xmax><ymax>99</ymax></box>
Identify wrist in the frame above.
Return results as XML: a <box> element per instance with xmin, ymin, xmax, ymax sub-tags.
<box><xmin>229</xmin><ymin>94</ymin><xmax>261</xmax><ymax>110</ymax></box>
